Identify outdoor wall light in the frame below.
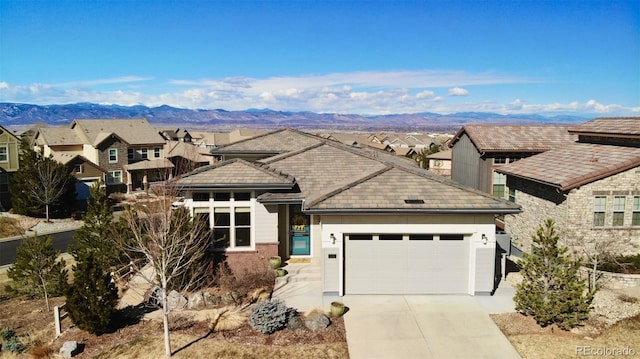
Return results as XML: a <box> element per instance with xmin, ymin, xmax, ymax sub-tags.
<box><xmin>330</xmin><ymin>233</ymin><xmax>336</xmax><ymax>244</ymax></box>
<box><xmin>482</xmin><ymin>234</ymin><xmax>488</xmax><ymax>245</ymax></box>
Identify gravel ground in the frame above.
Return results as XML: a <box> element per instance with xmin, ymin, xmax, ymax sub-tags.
<box><xmin>506</xmin><ymin>272</ymin><xmax>640</xmax><ymax>327</ymax></box>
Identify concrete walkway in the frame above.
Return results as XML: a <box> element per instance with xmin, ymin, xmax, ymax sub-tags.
<box><xmin>342</xmin><ymin>294</ymin><xmax>520</xmax><ymax>359</ymax></box>
<box><xmin>274</xmin><ymin>262</ymin><xmax>520</xmax><ymax>359</ymax></box>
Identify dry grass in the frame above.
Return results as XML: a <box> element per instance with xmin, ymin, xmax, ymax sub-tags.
<box><xmin>209</xmin><ymin>306</ymin><xmax>248</xmax><ymax>332</ymax></box>
<box><xmin>0</xmin><ymin>217</ymin><xmax>23</xmax><ymax>238</ymax></box>
<box><xmin>494</xmin><ymin>313</ymin><xmax>640</xmax><ymax>358</ymax></box>
<box><xmin>93</xmin><ymin>334</ymin><xmax>349</xmax><ymax>359</ymax></box>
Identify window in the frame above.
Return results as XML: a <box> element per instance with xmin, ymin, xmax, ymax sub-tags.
<box><xmin>440</xmin><ymin>234</ymin><xmax>464</xmax><ymax>241</ymax></box>
<box><xmin>212</xmin><ymin>207</ymin><xmax>251</xmax><ymax>248</ymax></box>
<box><xmin>0</xmin><ymin>146</ymin><xmax>7</xmax><ymax>162</ymax></box>
<box><xmin>633</xmin><ymin>196</ymin><xmax>640</xmax><ymax>226</ymax></box>
<box><xmin>613</xmin><ymin>196</ymin><xmax>626</xmax><ymax>226</ymax></box>
<box><xmin>508</xmin><ymin>188</ymin><xmax>516</xmax><ymax>203</ymax></box>
<box><xmin>154</xmin><ymin>147</ymin><xmax>161</xmax><ymax>158</ymax></box>
<box><xmin>127</xmin><ymin>148</ymin><xmax>134</xmax><ymax>161</ymax></box>
<box><xmin>213</xmin><ymin>208</ymin><xmax>230</xmax><ymax>248</ymax></box>
<box><xmin>74</xmin><ymin>164</ymin><xmax>83</xmax><ymax>174</ymax></box>
<box><xmin>234</xmin><ymin>192</ymin><xmax>251</xmax><ymax>201</ymax></box>
<box><xmin>593</xmin><ymin>196</ymin><xmax>606</xmax><ymax>227</ymax></box>
<box><xmin>234</xmin><ymin>207</ymin><xmax>251</xmax><ymax>247</ymax></box>
<box><xmin>214</xmin><ymin>192</ymin><xmax>231</xmax><ymax>201</ymax></box>
<box><xmin>379</xmin><ymin>234</ymin><xmax>403</xmax><ymax>241</ymax></box>
<box><xmin>348</xmin><ymin>234</ymin><xmax>373</xmax><ymax>240</ymax></box>
<box><xmin>141</xmin><ymin>148</ymin><xmax>148</xmax><ymax>159</ymax></box>
<box><xmin>494</xmin><ymin>157</ymin><xmax>506</xmax><ymax>164</ymax></box>
<box><xmin>193</xmin><ymin>192</ymin><xmax>210</xmax><ymax>201</ymax></box>
<box><xmin>509</xmin><ymin>157</ymin><xmax>521</xmax><ymax>163</ymax></box>
<box><xmin>108</xmin><ymin>148</ymin><xmax>118</xmax><ymax>163</ymax></box>
<box><xmin>409</xmin><ymin>234</ymin><xmax>433</xmax><ymax>241</ymax></box>
<box><xmin>493</xmin><ymin>172</ymin><xmax>506</xmax><ymax>199</ymax></box>
<box><xmin>106</xmin><ymin>170</ymin><xmax>122</xmax><ymax>184</ymax></box>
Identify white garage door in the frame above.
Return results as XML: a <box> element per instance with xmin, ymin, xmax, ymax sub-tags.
<box><xmin>345</xmin><ymin>233</ymin><xmax>470</xmax><ymax>294</ymax></box>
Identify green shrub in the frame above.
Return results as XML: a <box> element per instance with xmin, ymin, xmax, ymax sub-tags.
<box><xmin>3</xmin><ymin>336</ymin><xmax>25</xmax><ymax>353</ymax></box>
<box><xmin>249</xmin><ymin>299</ymin><xmax>291</xmax><ymax>334</ymax></box>
<box><xmin>0</xmin><ymin>327</ymin><xmax>15</xmax><ymax>340</ymax></box>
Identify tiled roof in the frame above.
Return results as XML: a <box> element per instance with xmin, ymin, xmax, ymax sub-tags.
<box><xmin>569</xmin><ymin>117</ymin><xmax>640</xmax><ymax>137</ymax></box>
<box><xmin>36</xmin><ymin>127</ymin><xmax>83</xmax><ymax>146</ymax></box>
<box><xmin>211</xmin><ymin>128</ymin><xmax>324</xmax><ymax>154</ymax></box>
<box><xmin>496</xmin><ymin>143</ymin><xmax>640</xmax><ymax>191</ymax></box>
<box><xmin>174</xmin><ymin>158</ymin><xmax>295</xmax><ymax>189</ymax></box>
<box><xmin>305</xmin><ymin>166</ymin><xmax>520</xmax><ymax>213</ymax></box>
<box><xmin>426</xmin><ymin>150</ymin><xmax>452</xmax><ymax>160</ymax></box>
<box><xmin>71</xmin><ymin>119</ymin><xmax>165</xmax><ymax>146</ymax></box>
<box><xmin>259</xmin><ymin>143</ymin><xmax>388</xmax><ymax>201</ymax></box>
<box><xmin>124</xmin><ymin>158</ymin><xmax>174</xmax><ymax>171</ymax></box>
<box><xmin>451</xmin><ymin>125</ymin><xmax>576</xmax><ymax>152</ymax></box>
<box><xmin>164</xmin><ymin>141</ymin><xmax>214</xmax><ymax>163</ymax></box>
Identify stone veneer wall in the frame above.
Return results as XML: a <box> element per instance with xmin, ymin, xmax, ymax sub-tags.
<box><xmin>222</xmin><ymin>243</ymin><xmax>278</xmax><ymax>275</ymax></box>
<box><xmin>505</xmin><ymin>166</ymin><xmax>640</xmax><ymax>255</ymax></box>
<box><xmin>579</xmin><ymin>268</ymin><xmax>640</xmax><ymax>289</ymax></box>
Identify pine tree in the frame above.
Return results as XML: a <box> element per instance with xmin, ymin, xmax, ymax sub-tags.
<box><xmin>514</xmin><ymin>219</ymin><xmax>594</xmax><ymax>330</ymax></box>
<box><xmin>9</xmin><ymin>139</ymin><xmax>43</xmax><ymax>216</ymax></box>
<box><xmin>5</xmin><ymin>234</ymin><xmax>69</xmax><ymax>311</ymax></box>
<box><xmin>65</xmin><ymin>252</ymin><xmax>118</xmax><ymax>335</ymax></box>
<box><xmin>69</xmin><ymin>182</ymin><xmax>127</xmax><ymax>271</ymax></box>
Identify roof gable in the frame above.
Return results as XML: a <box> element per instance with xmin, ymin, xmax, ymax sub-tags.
<box><xmin>174</xmin><ymin>158</ymin><xmax>295</xmax><ymax>190</ymax></box>
<box><xmin>35</xmin><ymin>127</ymin><xmax>83</xmax><ymax>146</ymax></box>
<box><xmin>211</xmin><ymin>128</ymin><xmax>324</xmax><ymax>155</ymax></box>
<box><xmin>71</xmin><ymin>119</ymin><xmax>165</xmax><ymax>146</ymax></box>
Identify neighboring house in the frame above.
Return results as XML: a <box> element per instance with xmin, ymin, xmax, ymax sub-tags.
<box><xmin>192</xmin><ymin>129</ymin><xmax>266</xmax><ymax>149</ymax></box>
<box><xmin>52</xmin><ymin>153</ymin><xmax>107</xmax><ymax>200</ymax></box>
<box><xmin>158</xmin><ymin>128</ymin><xmax>193</xmax><ymax>142</ymax></box>
<box><xmin>426</xmin><ymin>150</ymin><xmax>452</xmax><ymax>177</ymax></box>
<box><xmin>0</xmin><ymin>125</ymin><xmax>21</xmax><ymax>211</ymax></box>
<box><xmin>174</xmin><ymin>128</ymin><xmax>520</xmax><ymax>296</ymax></box>
<box><xmin>497</xmin><ymin>117</ymin><xmax>640</xmax><ymax>256</ymax></box>
<box><xmin>450</xmin><ymin>124</ymin><xmax>576</xmax><ymax>200</ymax></box>
<box><xmin>34</xmin><ymin>119</ymin><xmax>169</xmax><ymax>193</ymax></box>
<box><xmin>164</xmin><ymin>141</ymin><xmax>216</xmax><ymax>176</ymax></box>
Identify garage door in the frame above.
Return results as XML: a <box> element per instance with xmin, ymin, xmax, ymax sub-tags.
<box><xmin>345</xmin><ymin>233</ymin><xmax>469</xmax><ymax>294</ymax></box>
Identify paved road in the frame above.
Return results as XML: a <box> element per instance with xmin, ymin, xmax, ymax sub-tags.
<box><xmin>0</xmin><ymin>229</ymin><xmax>77</xmax><ymax>266</ymax></box>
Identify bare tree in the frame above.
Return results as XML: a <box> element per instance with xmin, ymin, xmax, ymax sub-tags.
<box><xmin>116</xmin><ymin>183</ymin><xmax>210</xmax><ymax>357</ymax></box>
<box><xmin>30</xmin><ymin>156</ymin><xmax>75</xmax><ymax>222</ymax></box>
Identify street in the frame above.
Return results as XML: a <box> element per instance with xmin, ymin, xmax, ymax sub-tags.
<box><xmin>0</xmin><ymin>229</ymin><xmax>77</xmax><ymax>266</ymax></box>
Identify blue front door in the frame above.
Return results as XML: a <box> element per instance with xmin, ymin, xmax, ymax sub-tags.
<box><xmin>291</xmin><ymin>225</ymin><xmax>310</xmax><ymax>255</ymax></box>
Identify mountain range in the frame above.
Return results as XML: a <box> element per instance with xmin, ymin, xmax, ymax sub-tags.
<box><xmin>0</xmin><ymin>102</ymin><xmax>589</xmax><ymax>132</ymax></box>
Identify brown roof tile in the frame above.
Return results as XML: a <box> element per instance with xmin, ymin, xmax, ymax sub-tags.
<box><xmin>452</xmin><ymin>125</ymin><xmax>576</xmax><ymax>152</ymax></box>
<box><xmin>496</xmin><ymin>143</ymin><xmax>640</xmax><ymax>190</ymax></box>
<box><xmin>36</xmin><ymin>127</ymin><xmax>83</xmax><ymax>146</ymax></box>
<box><xmin>71</xmin><ymin>119</ymin><xmax>165</xmax><ymax>146</ymax></box>
<box><xmin>174</xmin><ymin>158</ymin><xmax>294</xmax><ymax>189</ymax></box>
<box><xmin>569</xmin><ymin>117</ymin><xmax>640</xmax><ymax>137</ymax></box>
<box><xmin>211</xmin><ymin>128</ymin><xmax>324</xmax><ymax>154</ymax></box>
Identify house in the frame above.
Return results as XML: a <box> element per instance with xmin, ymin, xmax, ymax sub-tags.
<box><xmin>0</xmin><ymin>125</ymin><xmax>21</xmax><ymax>211</ymax></box>
<box><xmin>158</xmin><ymin>128</ymin><xmax>193</xmax><ymax>142</ymax></box>
<box><xmin>192</xmin><ymin>129</ymin><xmax>267</xmax><ymax>149</ymax></box>
<box><xmin>51</xmin><ymin>153</ymin><xmax>107</xmax><ymax>200</ymax></box>
<box><xmin>164</xmin><ymin>141</ymin><xmax>216</xmax><ymax>176</ymax></box>
<box><xmin>33</xmin><ymin>119</ymin><xmax>170</xmax><ymax>193</ymax></box>
<box><xmin>173</xmin><ymin>128</ymin><xmax>520</xmax><ymax>296</ymax></box>
<box><xmin>449</xmin><ymin>124</ymin><xmax>576</xmax><ymax>229</ymax></box>
<box><xmin>496</xmin><ymin>117</ymin><xmax>640</xmax><ymax>256</ymax></box>
<box><xmin>426</xmin><ymin>150</ymin><xmax>452</xmax><ymax>177</ymax></box>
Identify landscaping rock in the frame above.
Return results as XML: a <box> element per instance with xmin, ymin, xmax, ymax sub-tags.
<box><xmin>305</xmin><ymin>311</ymin><xmax>330</xmax><ymax>330</ymax></box>
<box><xmin>287</xmin><ymin>314</ymin><xmax>305</xmax><ymax>331</ymax></box>
<box><xmin>59</xmin><ymin>341</ymin><xmax>82</xmax><ymax>358</ymax></box>
<box><xmin>167</xmin><ymin>290</ymin><xmax>187</xmax><ymax>310</ymax></box>
<box><xmin>147</xmin><ymin>287</ymin><xmax>162</xmax><ymax>307</ymax></box>
<box><xmin>203</xmin><ymin>292</ymin><xmax>221</xmax><ymax>307</ymax></box>
<box><xmin>221</xmin><ymin>291</ymin><xmax>245</xmax><ymax>306</ymax></box>
<box><xmin>187</xmin><ymin>292</ymin><xmax>205</xmax><ymax>309</ymax></box>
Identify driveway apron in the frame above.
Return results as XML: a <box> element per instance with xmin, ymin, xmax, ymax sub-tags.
<box><xmin>342</xmin><ymin>295</ymin><xmax>521</xmax><ymax>359</ymax></box>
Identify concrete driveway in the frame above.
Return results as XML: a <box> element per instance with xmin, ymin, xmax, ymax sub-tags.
<box><xmin>342</xmin><ymin>295</ymin><xmax>521</xmax><ymax>359</ymax></box>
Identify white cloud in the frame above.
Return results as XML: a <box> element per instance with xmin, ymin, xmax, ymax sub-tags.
<box><xmin>0</xmin><ymin>70</ymin><xmax>637</xmax><ymax>116</ymax></box>
<box><xmin>448</xmin><ymin>87</ymin><xmax>469</xmax><ymax>96</ymax></box>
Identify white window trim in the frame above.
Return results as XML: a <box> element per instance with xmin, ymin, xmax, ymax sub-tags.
<box><xmin>190</xmin><ymin>192</ymin><xmax>256</xmax><ymax>251</ymax></box>
<box><xmin>154</xmin><ymin>147</ymin><xmax>161</xmax><ymax>158</ymax></box>
<box><xmin>0</xmin><ymin>145</ymin><xmax>7</xmax><ymax>163</ymax></box>
<box><xmin>108</xmin><ymin>148</ymin><xmax>118</xmax><ymax>163</ymax></box>
<box><xmin>106</xmin><ymin>170</ymin><xmax>123</xmax><ymax>184</ymax></box>
<box><xmin>140</xmin><ymin>148</ymin><xmax>148</xmax><ymax>159</ymax></box>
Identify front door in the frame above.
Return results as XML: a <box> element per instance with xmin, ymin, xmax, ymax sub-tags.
<box><xmin>290</xmin><ymin>205</ymin><xmax>310</xmax><ymax>255</ymax></box>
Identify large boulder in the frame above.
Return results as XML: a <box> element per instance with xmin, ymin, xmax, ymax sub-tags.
<box><xmin>305</xmin><ymin>311</ymin><xmax>330</xmax><ymax>331</ymax></box>
<box><xmin>187</xmin><ymin>292</ymin><xmax>205</xmax><ymax>309</ymax></box>
<box><xmin>59</xmin><ymin>341</ymin><xmax>82</xmax><ymax>358</ymax></box>
<box><xmin>203</xmin><ymin>292</ymin><xmax>221</xmax><ymax>307</ymax></box>
<box><xmin>167</xmin><ymin>290</ymin><xmax>188</xmax><ymax>310</ymax></box>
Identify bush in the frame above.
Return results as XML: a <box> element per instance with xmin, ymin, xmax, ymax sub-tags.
<box><xmin>3</xmin><ymin>336</ymin><xmax>25</xmax><ymax>353</ymax></box>
<box><xmin>0</xmin><ymin>327</ymin><xmax>15</xmax><ymax>340</ymax></box>
<box><xmin>599</xmin><ymin>254</ymin><xmax>640</xmax><ymax>274</ymax></box>
<box><xmin>249</xmin><ymin>299</ymin><xmax>292</xmax><ymax>334</ymax></box>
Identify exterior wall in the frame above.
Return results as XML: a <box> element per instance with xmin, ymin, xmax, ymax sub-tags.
<box><xmin>505</xmin><ymin>166</ymin><xmax>640</xmax><ymax>256</ymax></box>
<box><xmin>428</xmin><ymin>159</ymin><xmax>452</xmax><ymax>177</ymax></box>
<box><xmin>318</xmin><ymin>213</ymin><xmax>498</xmax><ymax>295</ymax></box>
<box><xmin>254</xmin><ymin>203</ymin><xmax>279</xmax><ymax>245</ymax></box>
<box><xmin>452</xmin><ymin>134</ymin><xmax>483</xmax><ymax>190</ymax></box>
<box><xmin>97</xmin><ymin>137</ymin><xmax>129</xmax><ymax>189</ymax></box>
<box><xmin>0</xmin><ymin>129</ymin><xmax>20</xmax><ymax>173</ymax></box>
<box><xmin>82</xmin><ymin>144</ymin><xmax>99</xmax><ymax>164</ymax></box>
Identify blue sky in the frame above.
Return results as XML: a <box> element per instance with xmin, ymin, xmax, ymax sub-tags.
<box><xmin>0</xmin><ymin>0</ymin><xmax>638</xmax><ymax>116</ymax></box>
